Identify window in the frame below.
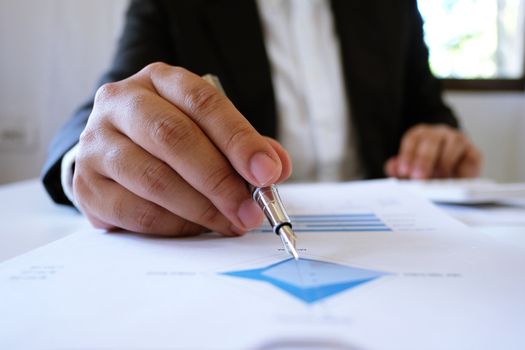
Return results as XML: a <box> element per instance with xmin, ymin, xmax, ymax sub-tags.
<box><xmin>417</xmin><ymin>0</ymin><xmax>525</xmax><ymax>90</ymax></box>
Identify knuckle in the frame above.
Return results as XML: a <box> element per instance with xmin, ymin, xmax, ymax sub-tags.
<box><xmin>423</xmin><ymin>134</ymin><xmax>439</xmax><ymax>145</ymax></box>
<box><xmin>438</xmin><ymin>129</ymin><xmax>452</xmax><ymax>140</ymax></box>
<box><xmin>442</xmin><ymin>124</ymin><xmax>455</xmax><ymax>132</ymax></box>
<box><xmin>412</xmin><ymin>124</ymin><xmax>428</xmax><ymax>134</ymax></box>
<box><xmin>223</xmin><ymin>125</ymin><xmax>254</xmax><ymax>154</ymax></box>
<box><xmin>175</xmin><ymin>220</ymin><xmax>202</xmax><ymax>236</ymax></box>
<box><xmin>104</xmin><ymin>147</ymin><xmax>126</xmax><ymax>178</ymax></box>
<box><xmin>94</xmin><ymin>82</ymin><xmax>121</xmax><ymax>104</ymax></box>
<box><xmin>154</xmin><ymin>217</ymin><xmax>201</xmax><ymax>237</ymax></box>
<box><xmin>184</xmin><ymin>84</ymin><xmax>223</xmax><ymax>117</ymax></box>
<box><xmin>200</xmin><ymin>202</ymin><xmax>223</xmax><ymax>226</ymax></box>
<box><xmin>125</xmin><ymin>91</ymin><xmax>150</xmax><ymax>113</ymax></box>
<box><xmin>400</xmin><ymin>137</ymin><xmax>417</xmax><ymax>158</ymax></box>
<box><xmin>136</xmin><ymin>203</ymin><xmax>160</xmax><ymax>232</ymax></box>
<box><xmin>78</xmin><ymin>127</ymin><xmax>99</xmax><ymax>147</ymax></box>
<box><xmin>416</xmin><ymin>147</ymin><xmax>433</xmax><ymax>160</ymax></box>
<box><xmin>401</xmin><ymin>130</ymin><xmax>421</xmax><ymax>150</ymax></box>
<box><xmin>401</xmin><ymin>135</ymin><xmax>415</xmax><ymax>149</ymax></box>
<box><xmin>171</xmin><ymin>65</ymin><xmax>188</xmax><ymax>77</ymax></box>
<box><xmin>413</xmin><ymin>125</ymin><xmax>425</xmax><ymax>132</ymax></box>
<box><xmin>455</xmin><ymin>133</ymin><xmax>467</xmax><ymax>145</ymax></box>
<box><xmin>151</xmin><ymin>116</ymin><xmax>195</xmax><ymax>152</ymax></box>
<box><xmin>202</xmin><ymin>165</ymin><xmax>238</xmax><ymax>201</ymax></box>
<box><xmin>144</xmin><ymin>61</ymin><xmax>170</xmax><ymax>75</ymax></box>
<box><xmin>140</xmin><ymin>162</ymin><xmax>171</xmax><ymax>196</ymax></box>
<box><xmin>435</xmin><ymin>124</ymin><xmax>448</xmax><ymax>133</ymax></box>
<box><xmin>111</xmin><ymin>197</ymin><xmax>127</xmax><ymax>225</ymax></box>
<box><xmin>166</xmin><ymin>66</ymin><xmax>191</xmax><ymax>85</ymax></box>
<box><xmin>415</xmin><ymin>150</ymin><xmax>434</xmax><ymax>164</ymax></box>
<box><xmin>452</xmin><ymin>137</ymin><xmax>466</xmax><ymax>150</ymax></box>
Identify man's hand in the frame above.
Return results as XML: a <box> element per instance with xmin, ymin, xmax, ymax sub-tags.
<box><xmin>384</xmin><ymin>124</ymin><xmax>482</xmax><ymax>179</ymax></box>
<box><xmin>73</xmin><ymin>63</ymin><xmax>291</xmax><ymax>236</ymax></box>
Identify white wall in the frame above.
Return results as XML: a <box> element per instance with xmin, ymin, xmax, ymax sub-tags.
<box><xmin>0</xmin><ymin>0</ymin><xmax>524</xmax><ymax>185</ymax></box>
<box><xmin>0</xmin><ymin>0</ymin><xmax>128</xmax><ymax>184</ymax></box>
<box><xmin>445</xmin><ymin>92</ymin><xmax>525</xmax><ymax>182</ymax></box>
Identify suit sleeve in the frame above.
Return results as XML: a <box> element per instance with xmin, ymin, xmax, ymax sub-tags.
<box><xmin>41</xmin><ymin>0</ymin><xmax>175</xmax><ymax>205</ymax></box>
<box><xmin>400</xmin><ymin>0</ymin><xmax>459</xmax><ymax>132</ymax></box>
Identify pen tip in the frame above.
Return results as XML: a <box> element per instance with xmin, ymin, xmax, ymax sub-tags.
<box><xmin>279</xmin><ymin>225</ymin><xmax>299</xmax><ymax>260</ymax></box>
<box><xmin>289</xmin><ymin>247</ymin><xmax>299</xmax><ymax>261</ymax></box>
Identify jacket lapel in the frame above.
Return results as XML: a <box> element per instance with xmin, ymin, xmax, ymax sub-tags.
<box><xmin>330</xmin><ymin>0</ymin><xmax>394</xmax><ymax>177</ymax></box>
<box><xmin>204</xmin><ymin>0</ymin><xmax>277</xmax><ymax>138</ymax></box>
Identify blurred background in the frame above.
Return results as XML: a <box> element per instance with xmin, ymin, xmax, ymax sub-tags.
<box><xmin>0</xmin><ymin>0</ymin><xmax>524</xmax><ymax>185</ymax></box>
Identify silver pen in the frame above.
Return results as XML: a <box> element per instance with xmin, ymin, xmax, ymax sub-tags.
<box><xmin>250</xmin><ymin>185</ymin><xmax>298</xmax><ymax>260</ymax></box>
<box><xmin>202</xmin><ymin>74</ymin><xmax>299</xmax><ymax>260</ymax></box>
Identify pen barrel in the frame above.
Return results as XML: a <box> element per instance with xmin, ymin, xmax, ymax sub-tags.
<box><xmin>251</xmin><ymin>185</ymin><xmax>291</xmax><ymax>234</ymax></box>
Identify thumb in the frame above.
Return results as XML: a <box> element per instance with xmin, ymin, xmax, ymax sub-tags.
<box><xmin>264</xmin><ymin>137</ymin><xmax>292</xmax><ymax>183</ymax></box>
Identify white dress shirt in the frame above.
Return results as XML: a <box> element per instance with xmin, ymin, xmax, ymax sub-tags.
<box><xmin>257</xmin><ymin>0</ymin><xmax>361</xmax><ymax>182</ymax></box>
<box><xmin>61</xmin><ymin>0</ymin><xmax>362</xmax><ymax>203</ymax></box>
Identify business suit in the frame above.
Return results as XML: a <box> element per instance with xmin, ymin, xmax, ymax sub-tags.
<box><xmin>42</xmin><ymin>0</ymin><xmax>457</xmax><ymax>205</ymax></box>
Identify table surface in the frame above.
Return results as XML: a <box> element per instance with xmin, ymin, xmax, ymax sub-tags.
<box><xmin>1</xmin><ymin>179</ymin><xmax>524</xmax><ymax>263</ymax></box>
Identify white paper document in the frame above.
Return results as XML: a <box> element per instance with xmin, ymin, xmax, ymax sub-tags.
<box><xmin>1</xmin><ymin>180</ymin><xmax>524</xmax><ymax>350</ymax></box>
<box><xmin>399</xmin><ymin>178</ymin><xmax>525</xmax><ymax>204</ymax></box>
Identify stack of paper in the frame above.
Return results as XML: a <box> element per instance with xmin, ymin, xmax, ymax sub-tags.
<box><xmin>1</xmin><ymin>180</ymin><xmax>523</xmax><ymax>349</ymax></box>
<box><xmin>400</xmin><ymin>178</ymin><xmax>525</xmax><ymax>204</ymax></box>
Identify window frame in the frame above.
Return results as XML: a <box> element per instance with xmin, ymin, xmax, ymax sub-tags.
<box><xmin>418</xmin><ymin>0</ymin><xmax>525</xmax><ymax>92</ymax></box>
<box><xmin>441</xmin><ymin>77</ymin><xmax>525</xmax><ymax>91</ymax></box>
<box><xmin>437</xmin><ymin>34</ymin><xmax>525</xmax><ymax>92</ymax></box>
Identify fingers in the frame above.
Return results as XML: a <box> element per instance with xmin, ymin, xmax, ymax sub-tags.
<box><xmin>76</xmin><ymin>63</ymin><xmax>295</xmax><ymax>236</ymax></box>
<box><xmin>396</xmin><ymin>127</ymin><xmax>422</xmax><ymax>178</ymax></box>
<box><xmin>456</xmin><ymin>144</ymin><xmax>483</xmax><ymax>178</ymax></box>
<box><xmin>437</xmin><ymin>132</ymin><xmax>468</xmax><ymax>177</ymax></box>
<box><xmin>264</xmin><ymin>136</ymin><xmax>292</xmax><ymax>183</ymax></box>
<box><xmin>95</xmin><ymin>87</ymin><xmax>262</xmax><ymax>231</ymax></box>
<box><xmin>140</xmin><ymin>63</ymin><xmax>283</xmax><ymax>187</ymax></box>
<box><xmin>73</xmin><ymin>170</ymin><xmax>206</xmax><ymax>236</ymax></box>
<box><xmin>82</xmin><ymin>129</ymin><xmax>240</xmax><ymax>236</ymax></box>
<box><xmin>391</xmin><ymin>124</ymin><xmax>482</xmax><ymax>180</ymax></box>
<box><xmin>384</xmin><ymin>156</ymin><xmax>399</xmax><ymax>177</ymax></box>
<box><xmin>410</xmin><ymin>135</ymin><xmax>443</xmax><ymax>179</ymax></box>
<box><xmin>396</xmin><ymin>125</ymin><xmax>442</xmax><ymax>179</ymax></box>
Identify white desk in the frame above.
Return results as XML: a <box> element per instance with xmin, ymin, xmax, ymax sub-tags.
<box><xmin>0</xmin><ymin>179</ymin><xmax>90</xmax><ymax>263</ymax></box>
<box><xmin>1</xmin><ymin>179</ymin><xmax>524</xmax><ymax>263</ymax></box>
<box><xmin>2</xmin><ymin>179</ymin><xmax>524</xmax><ymax>350</ymax></box>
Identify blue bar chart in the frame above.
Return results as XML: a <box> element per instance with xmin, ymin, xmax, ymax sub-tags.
<box><xmin>256</xmin><ymin>213</ymin><xmax>392</xmax><ymax>233</ymax></box>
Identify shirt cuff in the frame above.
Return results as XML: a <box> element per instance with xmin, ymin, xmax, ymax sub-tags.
<box><xmin>60</xmin><ymin>143</ymin><xmax>79</xmax><ymax>207</ymax></box>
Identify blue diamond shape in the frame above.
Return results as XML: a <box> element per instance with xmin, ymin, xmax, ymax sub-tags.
<box><xmin>221</xmin><ymin>258</ymin><xmax>387</xmax><ymax>304</ymax></box>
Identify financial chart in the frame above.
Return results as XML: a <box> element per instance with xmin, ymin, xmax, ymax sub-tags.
<box><xmin>256</xmin><ymin>213</ymin><xmax>392</xmax><ymax>233</ymax></box>
<box><xmin>222</xmin><ymin>258</ymin><xmax>388</xmax><ymax>303</ymax></box>
<box><xmin>1</xmin><ymin>180</ymin><xmax>523</xmax><ymax>350</ymax></box>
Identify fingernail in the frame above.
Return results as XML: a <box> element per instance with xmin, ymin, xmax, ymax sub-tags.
<box><xmin>250</xmin><ymin>152</ymin><xmax>279</xmax><ymax>186</ymax></box>
<box><xmin>237</xmin><ymin>199</ymin><xmax>263</xmax><ymax>230</ymax></box>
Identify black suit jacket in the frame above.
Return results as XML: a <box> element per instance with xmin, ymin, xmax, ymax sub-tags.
<box><xmin>42</xmin><ymin>0</ymin><xmax>458</xmax><ymax>205</ymax></box>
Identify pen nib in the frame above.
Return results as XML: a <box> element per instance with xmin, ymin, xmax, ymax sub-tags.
<box><xmin>278</xmin><ymin>225</ymin><xmax>299</xmax><ymax>260</ymax></box>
